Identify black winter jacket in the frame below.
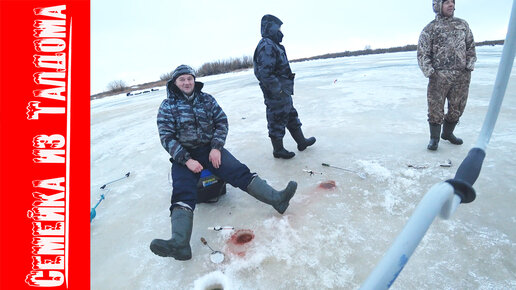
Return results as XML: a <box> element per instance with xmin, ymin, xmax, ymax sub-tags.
<box><xmin>253</xmin><ymin>15</ymin><xmax>295</xmax><ymax>96</ymax></box>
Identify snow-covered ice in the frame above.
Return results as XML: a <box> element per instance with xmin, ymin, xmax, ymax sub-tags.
<box><xmin>91</xmin><ymin>46</ymin><xmax>516</xmax><ymax>289</ymax></box>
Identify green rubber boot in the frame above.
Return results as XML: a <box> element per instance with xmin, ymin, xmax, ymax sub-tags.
<box><xmin>246</xmin><ymin>176</ymin><xmax>297</xmax><ymax>214</ymax></box>
<box><xmin>150</xmin><ymin>207</ymin><xmax>193</xmax><ymax>260</ymax></box>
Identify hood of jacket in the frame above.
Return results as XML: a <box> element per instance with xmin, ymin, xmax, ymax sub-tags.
<box><xmin>433</xmin><ymin>0</ymin><xmax>455</xmax><ymax>16</ymax></box>
<box><xmin>166</xmin><ymin>80</ymin><xmax>204</xmax><ymax>100</ymax></box>
<box><xmin>260</xmin><ymin>14</ymin><xmax>283</xmax><ymax>43</ymax></box>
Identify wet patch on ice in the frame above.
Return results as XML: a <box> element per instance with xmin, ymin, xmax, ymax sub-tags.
<box><xmin>226</xmin><ymin>229</ymin><xmax>255</xmax><ymax>257</ymax></box>
<box><xmin>318</xmin><ymin>180</ymin><xmax>337</xmax><ymax>189</ymax></box>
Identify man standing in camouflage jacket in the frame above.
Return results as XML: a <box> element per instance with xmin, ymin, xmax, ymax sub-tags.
<box><xmin>417</xmin><ymin>0</ymin><xmax>476</xmax><ymax>150</ymax></box>
<box><xmin>150</xmin><ymin>65</ymin><xmax>297</xmax><ymax>260</ymax></box>
<box><xmin>253</xmin><ymin>14</ymin><xmax>315</xmax><ymax>159</ymax></box>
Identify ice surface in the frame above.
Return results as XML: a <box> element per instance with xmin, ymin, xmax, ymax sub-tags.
<box><xmin>91</xmin><ymin>46</ymin><xmax>516</xmax><ymax>289</ymax></box>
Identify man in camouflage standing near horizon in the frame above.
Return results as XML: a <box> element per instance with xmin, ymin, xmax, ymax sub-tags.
<box><xmin>417</xmin><ymin>0</ymin><xmax>477</xmax><ymax>151</ymax></box>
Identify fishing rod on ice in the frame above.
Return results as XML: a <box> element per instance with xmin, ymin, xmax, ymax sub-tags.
<box><xmin>90</xmin><ymin>172</ymin><xmax>131</xmax><ymax>222</ymax></box>
<box><xmin>361</xmin><ymin>1</ymin><xmax>516</xmax><ymax>288</ymax></box>
<box><xmin>100</xmin><ymin>172</ymin><xmax>131</xmax><ymax>189</ymax></box>
<box><xmin>322</xmin><ymin>162</ymin><xmax>367</xmax><ymax>179</ymax></box>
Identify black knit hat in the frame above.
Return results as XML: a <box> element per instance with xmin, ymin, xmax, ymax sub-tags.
<box><xmin>171</xmin><ymin>64</ymin><xmax>196</xmax><ymax>83</ymax></box>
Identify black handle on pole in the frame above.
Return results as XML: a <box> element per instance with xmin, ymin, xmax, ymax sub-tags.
<box><xmin>446</xmin><ymin>148</ymin><xmax>486</xmax><ymax>203</ymax></box>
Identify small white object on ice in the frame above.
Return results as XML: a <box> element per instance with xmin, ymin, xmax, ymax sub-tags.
<box><xmin>440</xmin><ymin>159</ymin><xmax>452</xmax><ymax>167</ymax></box>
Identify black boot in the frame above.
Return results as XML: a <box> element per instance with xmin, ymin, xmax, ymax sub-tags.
<box><xmin>150</xmin><ymin>206</ymin><xmax>193</xmax><ymax>260</ymax></box>
<box><xmin>246</xmin><ymin>176</ymin><xmax>297</xmax><ymax>214</ymax></box>
<box><xmin>441</xmin><ymin>120</ymin><xmax>463</xmax><ymax>145</ymax></box>
<box><xmin>289</xmin><ymin>127</ymin><xmax>316</xmax><ymax>151</ymax></box>
<box><xmin>270</xmin><ymin>138</ymin><xmax>295</xmax><ymax>159</ymax></box>
<box><xmin>427</xmin><ymin>123</ymin><xmax>441</xmax><ymax>151</ymax></box>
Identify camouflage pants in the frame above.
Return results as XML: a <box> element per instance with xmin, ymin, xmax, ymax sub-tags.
<box><xmin>263</xmin><ymin>92</ymin><xmax>302</xmax><ymax>139</ymax></box>
<box><xmin>427</xmin><ymin>70</ymin><xmax>471</xmax><ymax>124</ymax></box>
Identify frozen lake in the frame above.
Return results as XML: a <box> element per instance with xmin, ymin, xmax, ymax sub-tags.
<box><xmin>91</xmin><ymin>46</ymin><xmax>516</xmax><ymax>289</ymax></box>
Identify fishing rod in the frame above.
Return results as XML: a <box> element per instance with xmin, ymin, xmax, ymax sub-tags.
<box><xmin>208</xmin><ymin>226</ymin><xmax>234</xmax><ymax>231</ymax></box>
<box><xmin>100</xmin><ymin>172</ymin><xmax>130</xmax><ymax>189</ymax></box>
<box><xmin>91</xmin><ymin>172</ymin><xmax>131</xmax><ymax>222</ymax></box>
<box><xmin>361</xmin><ymin>1</ymin><xmax>516</xmax><ymax>288</ymax></box>
<box><xmin>322</xmin><ymin>162</ymin><xmax>367</xmax><ymax>179</ymax></box>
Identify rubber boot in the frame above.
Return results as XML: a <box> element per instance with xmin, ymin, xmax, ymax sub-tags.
<box><xmin>150</xmin><ymin>206</ymin><xmax>193</xmax><ymax>260</ymax></box>
<box><xmin>289</xmin><ymin>127</ymin><xmax>316</xmax><ymax>151</ymax></box>
<box><xmin>270</xmin><ymin>138</ymin><xmax>295</xmax><ymax>159</ymax></box>
<box><xmin>441</xmin><ymin>120</ymin><xmax>463</xmax><ymax>145</ymax></box>
<box><xmin>427</xmin><ymin>123</ymin><xmax>441</xmax><ymax>151</ymax></box>
<box><xmin>246</xmin><ymin>176</ymin><xmax>297</xmax><ymax>214</ymax></box>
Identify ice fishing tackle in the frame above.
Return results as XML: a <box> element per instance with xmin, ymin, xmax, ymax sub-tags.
<box><xmin>201</xmin><ymin>237</ymin><xmax>225</xmax><ymax>264</ymax></box>
<box><xmin>322</xmin><ymin>163</ymin><xmax>367</xmax><ymax>179</ymax></box>
<box><xmin>90</xmin><ymin>172</ymin><xmax>131</xmax><ymax>222</ymax></box>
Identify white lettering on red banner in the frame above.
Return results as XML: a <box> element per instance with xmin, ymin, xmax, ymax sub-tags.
<box><xmin>25</xmin><ymin>5</ymin><xmax>69</xmax><ymax>287</ymax></box>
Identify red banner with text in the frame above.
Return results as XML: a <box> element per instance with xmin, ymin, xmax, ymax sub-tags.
<box><xmin>0</xmin><ymin>0</ymin><xmax>90</xmax><ymax>288</ymax></box>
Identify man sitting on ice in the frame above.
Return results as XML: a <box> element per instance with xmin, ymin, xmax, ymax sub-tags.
<box><xmin>150</xmin><ymin>65</ymin><xmax>298</xmax><ymax>260</ymax></box>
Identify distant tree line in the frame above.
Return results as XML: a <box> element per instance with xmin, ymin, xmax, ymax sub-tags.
<box><xmin>196</xmin><ymin>56</ymin><xmax>253</xmax><ymax>77</ymax></box>
<box><xmin>292</xmin><ymin>40</ymin><xmax>504</xmax><ymax>63</ymax></box>
<box><xmin>107</xmin><ymin>80</ymin><xmax>128</xmax><ymax>92</ymax></box>
<box><xmin>159</xmin><ymin>56</ymin><xmax>254</xmax><ymax>82</ymax></box>
<box><xmin>292</xmin><ymin>44</ymin><xmax>417</xmax><ymax>62</ymax></box>
<box><xmin>96</xmin><ymin>40</ymin><xmax>503</xmax><ymax>98</ymax></box>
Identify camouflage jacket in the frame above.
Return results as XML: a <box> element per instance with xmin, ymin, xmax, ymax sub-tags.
<box><xmin>253</xmin><ymin>16</ymin><xmax>295</xmax><ymax>96</ymax></box>
<box><xmin>417</xmin><ymin>14</ymin><xmax>476</xmax><ymax>78</ymax></box>
<box><xmin>157</xmin><ymin>81</ymin><xmax>228</xmax><ymax>164</ymax></box>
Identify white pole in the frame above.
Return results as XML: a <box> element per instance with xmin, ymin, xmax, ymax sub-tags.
<box><xmin>475</xmin><ymin>0</ymin><xmax>516</xmax><ymax>150</ymax></box>
<box><xmin>360</xmin><ymin>182</ymin><xmax>455</xmax><ymax>290</ymax></box>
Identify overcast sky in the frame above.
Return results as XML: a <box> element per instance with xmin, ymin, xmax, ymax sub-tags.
<box><xmin>91</xmin><ymin>0</ymin><xmax>513</xmax><ymax>94</ymax></box>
